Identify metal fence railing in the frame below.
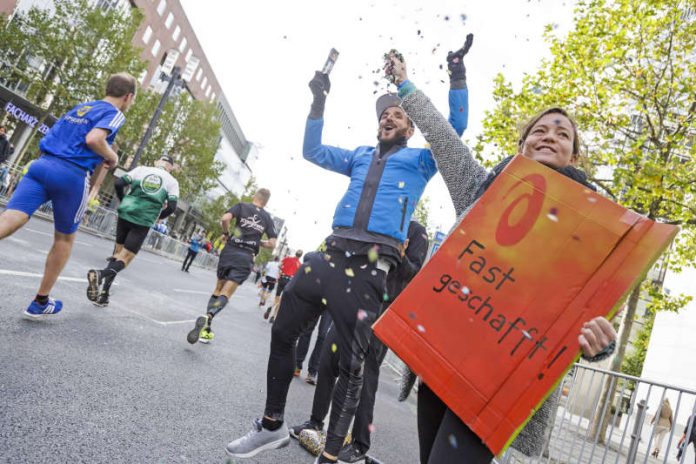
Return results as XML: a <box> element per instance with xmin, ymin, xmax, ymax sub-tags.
<box><xmin>497</xmin><ymin>363</ymin><xmax>696</xmax><ymax>463</ymax></box>
<box><xmin>383</xmin><ymin>354</ymin><xmax>696</xmax><ymax>464</ymax></box>
<box><xmin>0</xmin><ymin>172</ymin><xmax>219</xmax><ymax>271</ymax></box>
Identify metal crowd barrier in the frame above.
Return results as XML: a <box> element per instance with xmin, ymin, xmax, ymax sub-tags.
<box><xmin>0</xmin><ymin>181</ymin><xmax>219</xmax><ymax>271</ymax></box>
<box><xmin>383</xmin><ymin>354</ymin><xmax>695</xmax><ymax>463</ymax></box>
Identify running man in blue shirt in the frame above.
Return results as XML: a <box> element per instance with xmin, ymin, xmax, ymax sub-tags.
<box><xmin>0</xmin><ymin>72</ymin><xmax>136</xmax><ymax>319</ymax></box>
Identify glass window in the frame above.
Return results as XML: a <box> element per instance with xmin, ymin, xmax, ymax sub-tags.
<box><xmin>156</xmin><ymin>0</ymin><xmax>166</xmax><ymax>15</ymax></box>
<box><xmin>205</xmin><ymin>86</ymin><xmax>211</xmax><ymax>98</ymax></box>
<box><xmin>172</xmin><ymin>25</ymin><xmax>180</xmax><ymax>41</ymax></box>
<box><xmin>178</xmin><ymin>37</ymin><xmax>188</xmax><ymax>53</ymax></box>
<box><xmin>195</xmin><ymin>68</ymin><xmax>202</xmax><ymax>81</ymax></box>
<box><xmin>142</xmin><ymin>25</ymin><xmax>153</xmax><ymax>44</ymax></box>
<box><xmin>165</xmin><ymin>12</ymin><xmax>174</xmax><ymax>29</ymax></box>
<box><xmin>151</xmin><ymin>39</ymin><xmax>161</xmax><ymax>57</ymax></box>
<box><xmin>201</xmin><ymin>76</ymin><xmax>207</xmax><ymax>89</ymax></box>
<box><xmin>185</xmin><ymin>48</ymin><xmax>193</xmax><ymax>62</ymax></box>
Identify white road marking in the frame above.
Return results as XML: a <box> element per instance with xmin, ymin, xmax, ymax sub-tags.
<box><xmin>25</xmin><ymin>228</ymin><xmax>93</xmax><ymax>247</ymax></box>
<box><xmin>0</xmin><ymin>269</ymin><xmax>117</xmax><ymax>285</ymax></box>
<box><xmin>25</xmin><ymin>227</ymin><xmax>52</xmax><ymax>237</ymax></box>
<box><xmin>115</xmin><ymin>305</ymin><xmax>195</xmax><ymax>326</ymax></box>
<box><xmin>173</xmin><ymin>289</ymin><xmax>211</xmax><ymax>295</ymax></box>
<box><xmin>7</xmin><ymin>237</ymin><xmax>31</xmax><ymax>246</ymax></box>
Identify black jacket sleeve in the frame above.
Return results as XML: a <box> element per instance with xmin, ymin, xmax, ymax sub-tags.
<box><xmin>398</xmin><ymin>221</ymin><xmax>429</xmax><ymax>283</ymax></box>
<box><xmin>159</xmin><ymin>200</ymin><xmax>177</xmax><ymax>219</ymax></box>
<box><xmin>114</xmin><ymin>177</ymin><xmax>127</xmax><ymax>201</ymax></box>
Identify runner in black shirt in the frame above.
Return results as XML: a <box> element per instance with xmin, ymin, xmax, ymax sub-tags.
<box><xmin>187</xmin><ymin>188</ymin><xmax>277</xmax><ymax>344</ymax></box>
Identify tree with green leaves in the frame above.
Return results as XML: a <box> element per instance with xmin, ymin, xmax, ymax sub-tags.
<box><xmin>120</xmin><ymin>91</ymin><xmax>224</xmax><ymax>198</ymax></box>
<box><xmin>412</xmin><ymin>196</ymin><xmax>434</xmax><ymax>239</ymax></box>
<box><xmin>0</xmin><ymin>0</ymin><xmax>146</xmax><ymax>165</ymax></box>
<box><xmin>474</xmin><ymin>0</ymin><xmax>695</xmax><ymax>443</ymax></box>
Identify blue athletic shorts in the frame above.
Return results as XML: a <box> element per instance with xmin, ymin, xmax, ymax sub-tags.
<box><xmin>7</xmin><ymin>156</ymin><xmax>90</xmax><ymax>234</ymax></box>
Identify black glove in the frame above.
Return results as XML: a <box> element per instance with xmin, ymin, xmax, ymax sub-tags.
<box><xmin>308</xmin><ymin>71</ymin><xmax>331</xmax><ymax>119</ymax></box>
<box><xmin>446</xmin><ymin>33</ymin><xmax>474</xmax><ymax>89</ymax></box>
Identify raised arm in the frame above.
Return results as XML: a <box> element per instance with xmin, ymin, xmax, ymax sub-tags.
<box><xmin>302</xmin><ymin>71</ymin><xmax>354</xmax><ymax>175</ymax></box>
<box><xmin>385</xmin><ymin>51</ymin><xmax>487</xmax><ymax>217</ymax></box>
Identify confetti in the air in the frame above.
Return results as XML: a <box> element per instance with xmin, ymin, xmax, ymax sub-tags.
<box><xmin>371</xmin><ymin>270</ymin><xmax>377</xmax><ymax>276</ymax></box>
<box><xmin>322</xmin><ymin>298</ymin><xmax>328</xmax><ymax>305</ymax></box>
<box><xmin>357</xmin><ymin>309</ymin><xmax>368</xmax><ymax>321</ymax></box>
<box><xmin>345</xmin><ymin>268</ymin><xmax>355</xmax><ymax>277</ymax></box>
<box><xmin>417</xmin><ymin>324</ymin><xmax>426</xmax><ymax>333</ymax></box>
<box><xmin>304</xmin><ymin>266</ymin><xmax>312</xmax><ymax>274</ymax></box>
<box><xmin>345</xmin><ymin>251</ymin><xmax>352</xmax><ymax>258</ymax></box>
<box><xmin>331</xmin><ymin>343</ymin><xmax>338</xmax><ymax>353</ymax></box>
<box><xmin>547</xmin><ymin>207</ymin><xmax>559</xmax><ymax>222</ymax></box>
<box><xmin>461</xmin><ymin>287</ymin><xmax>470</xmax><ymax>295</ymax></box>
<box><xmin>448</xmin><ymin>434</ymin><xmax>458</xmax><ymax>448</ymax></box>
<box><xmin>398</xmin><ymin>181</ymin><xmax>405</xmax><ymax>188</ymax></box>
<box><xmin>329</xmin><ymin>262</ymin><xmax>336</xmax><ymax>268</ymax></box>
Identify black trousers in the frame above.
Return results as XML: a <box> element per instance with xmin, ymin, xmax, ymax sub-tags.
<box><xmin>182</xmin><ymin>249</ymin><xmax>198</xmax><ymax>270</ymax></box>
<box><xmin>264</xmin><ymin>250</ymin><xmax>386</xmax><ymax>456</ymax></box>
<box><xmin>310</xmin><ymin>323</ymin><xmax>388</xmax><ymax>452</ymax></box>
<box><xmin>296</xmin><ymin>311</ymin><xmax>333</xmax><ymax>374</ymax></box>
<box><xmin>417</xmin><ymin>382</ymin><xmax>494</xmax><ymax>464</ymax></box>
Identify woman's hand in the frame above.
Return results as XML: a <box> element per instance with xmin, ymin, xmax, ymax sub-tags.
<box><xmin>578</xmin><ymin>316</ymin><xmax>617</xmax><ymax>358</ymax></box>
<box><xmin>384</xmin><ymin>50</ymin><xmax>408</xmax><ymax>85</ymax></box>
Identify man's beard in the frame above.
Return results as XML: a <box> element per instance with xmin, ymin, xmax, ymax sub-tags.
<box><xmin>377</xmin><ymin>127</ymin><xmax>408</xmax><ymax>151</ymax></box>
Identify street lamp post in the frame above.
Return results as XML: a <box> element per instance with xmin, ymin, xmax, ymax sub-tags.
<box><xmin>129</xmin><ymin>65</ymin><xmax>181</xmax><ymax>169</ymax></box>
<box><xmin>128</xmin><ymin>50</ymin><xmax>199</xmax><ymax>169</ymax></box>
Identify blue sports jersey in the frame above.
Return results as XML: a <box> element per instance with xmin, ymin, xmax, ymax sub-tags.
<box><xmin>39</xmin><ymin>100</ymin><xmax>125</xmax><ymax>172</ymax></box>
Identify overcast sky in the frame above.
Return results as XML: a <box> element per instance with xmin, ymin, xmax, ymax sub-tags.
<box><xmin>179</xmin><ymin>0</ymin><xmax>578</xmax><ymax>253</ymax></box>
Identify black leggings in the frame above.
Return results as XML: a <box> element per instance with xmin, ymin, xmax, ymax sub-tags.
<box><xmin>182</xmin><ymin>249</ymin><xmax>198</xmax><ymax>270</ymax></box>
<box><xmin>264</xmin><ymin>250</ymin><xmax>386</xmax><ymax>456</ymax></box>
<box><xmin>310</xmin><ymin>325</ymin><xmax>388</xmax><ymax>452</ymax></box>
<box><xmin>418</xmin><ymin>382</ymin><xmax>494</xmax><ymax>464</ymax></box>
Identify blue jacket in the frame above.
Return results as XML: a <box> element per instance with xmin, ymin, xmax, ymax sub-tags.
<box><xmin>302</xmin><ymin>87</ymin><xmax>468</xmax><ymax>244</ymax></box>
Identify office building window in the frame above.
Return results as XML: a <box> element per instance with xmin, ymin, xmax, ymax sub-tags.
<box><xmin>178</xmin><ymin>37</ymin><xmax>188</xmax><ymax>53</ymax></box>
<box><xmin>205</xmin><ymin>86</ymin><xmax>211</xmax><ymax>98</ymax></box>
<box><xmin>195</xmin><ymin>68</ymin><xmax>202</xmax><ymax>81</ymax></box>
<box><xmin>165</xmin><ymin>12</ymin><xmax>174</xmax><ymax>29</ymax></box>
<box><xmin>201</xmin><ymin>76</ymin><xmax>207</xmax><ymax>89</ymax></box>
<box><xmin>142</xmin><ymin>25</ymin><xmax>153</xmax><ymax>44</ymax></box>
<box><xmin>151</xmin><ymin>39</ymin><xmax>161</xmax><ymax>57</ymax></box>
<box><xmin>185</xmin><ymin>48</ymin><xmax>193</xmax><ymax>62</ymax></box>
<box><xmin>156</xmin><ymin>0</ymin><xmax>166</xmax><ymax>15</ymax></box>
<box><xmin>172</xmin><ymin>25</ymin><xmax>180</xmax><ymax>41</ymax></box>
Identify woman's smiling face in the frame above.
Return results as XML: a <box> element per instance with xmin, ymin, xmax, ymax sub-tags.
<box><xmin>518</xmin><ymin>113</ymin><xmax>578</xmax><ymax>169</ymax></box>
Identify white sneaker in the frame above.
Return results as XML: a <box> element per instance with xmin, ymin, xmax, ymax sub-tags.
<box><xmin>225</xmin><ymin>418</ymin><xmax>290</xmax><ymax>458</ymax></box>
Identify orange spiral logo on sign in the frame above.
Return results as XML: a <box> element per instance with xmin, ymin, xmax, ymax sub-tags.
<box><xmin>495</xmin><ymin>174</ymin><xmax>546</xmax><ymax>246</ymax></box>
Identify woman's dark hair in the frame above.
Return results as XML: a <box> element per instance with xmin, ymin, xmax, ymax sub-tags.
<box><xmin>518</xmin><ymin>107</ymin><xmax>580</xmax><ymax>156</ymax></box>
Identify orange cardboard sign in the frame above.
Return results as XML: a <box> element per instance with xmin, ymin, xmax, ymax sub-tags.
<box><xmin>373</xmin><ymin>155</ymin><xmax>678</xmax><ymax>454</ymax></box>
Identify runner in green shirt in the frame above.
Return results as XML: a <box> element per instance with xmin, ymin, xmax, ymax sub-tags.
<box><xmin>86</xmin><ymin>155</ymin><xmax>179</xmax><ymax>306</ymax></box>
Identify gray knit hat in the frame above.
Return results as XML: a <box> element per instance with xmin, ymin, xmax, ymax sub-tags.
<box><xmin>376</xmin><ymin>93</ymin><xmax>402</xmax><ymax>120</ymax></box>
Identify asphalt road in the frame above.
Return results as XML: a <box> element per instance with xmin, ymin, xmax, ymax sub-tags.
<box><xmin>0</xmin><ymin>215</ymin><xmax>420</xmax><ymax>464</ymax></box>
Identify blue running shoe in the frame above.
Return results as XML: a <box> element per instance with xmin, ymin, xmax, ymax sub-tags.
<box><xmin>23</xmin><ymin>298</ymin><xmax>63</xmax><ymax>319</ymax></box>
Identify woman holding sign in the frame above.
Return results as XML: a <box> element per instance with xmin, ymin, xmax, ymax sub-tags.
<box><xmin>384</xmin><ymin>53</ymin><xmax>618</xmax><ymax>463</ymax></box>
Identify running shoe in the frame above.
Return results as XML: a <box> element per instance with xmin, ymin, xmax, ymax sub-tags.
<box><xmin>86</xmin><ymin>269</ymin><xmax>102</xmax><ymax>302</ymax></box>
<box><xmin>225</xmin><ymin>418</ymin><xmax>289</xmax><ymax>458</ymax></box>
<box><xmin>23</xmin><ymin>298</ymin><xmax>63</xmax><ymax>319</ymax></box>
<box><xmin>263</xmin><ymin>307</ymin><xmax>272</xmax><ymax>320</ymax></box>
<box><xmin>93</xmin><ymin>292</ymin><xmax>109</xmax><ymax>308</ymax></box>
<box><xmin>289</xmin><ymin>419</ymin><xmax>322</xmax><ymax>439</ymax></box>
<box><xmin>305</xmin><ymin>373</ymin><xmax>317</xmax><ymax>385</ymax></box>
<box><xmin>187</xmin><ymin>316</ymin><xmax>208</xmax><ymax>344</ymax></box>
<box><xmin>199</xmin><ymin>328</ymin><xmax>214</xmax><ymax>344</ymax></box>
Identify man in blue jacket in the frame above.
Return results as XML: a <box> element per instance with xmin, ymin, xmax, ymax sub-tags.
<box><xmin>226</xmin><ymin>59</ymin><xmax>467</xmax><ymax>462</ymax></box>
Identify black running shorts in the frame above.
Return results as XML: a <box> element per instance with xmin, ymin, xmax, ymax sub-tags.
<box><xmin>115</xmin><ymin>217</ymin><xmax>151</xmax><ymax>254</ymax></box>
<box><xmin>262</xmin><ymin>276</ymin><xmax>277</xmax><ymax>292</ymax></box>
<box><xmin>217</xmin><ymin>247</ymin><xmax>254</xmax><ymax>284</ymax></box>
<box><xmin>275</xmin><ymin>275</ymin><xmax>291</xmax><ymax>296</ymax></box>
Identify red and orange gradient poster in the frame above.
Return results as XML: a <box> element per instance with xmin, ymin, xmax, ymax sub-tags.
<box><xmin>373</xmin><ymin>155</ymin><xmax>678</xmax><ymax>454</ymax></box>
